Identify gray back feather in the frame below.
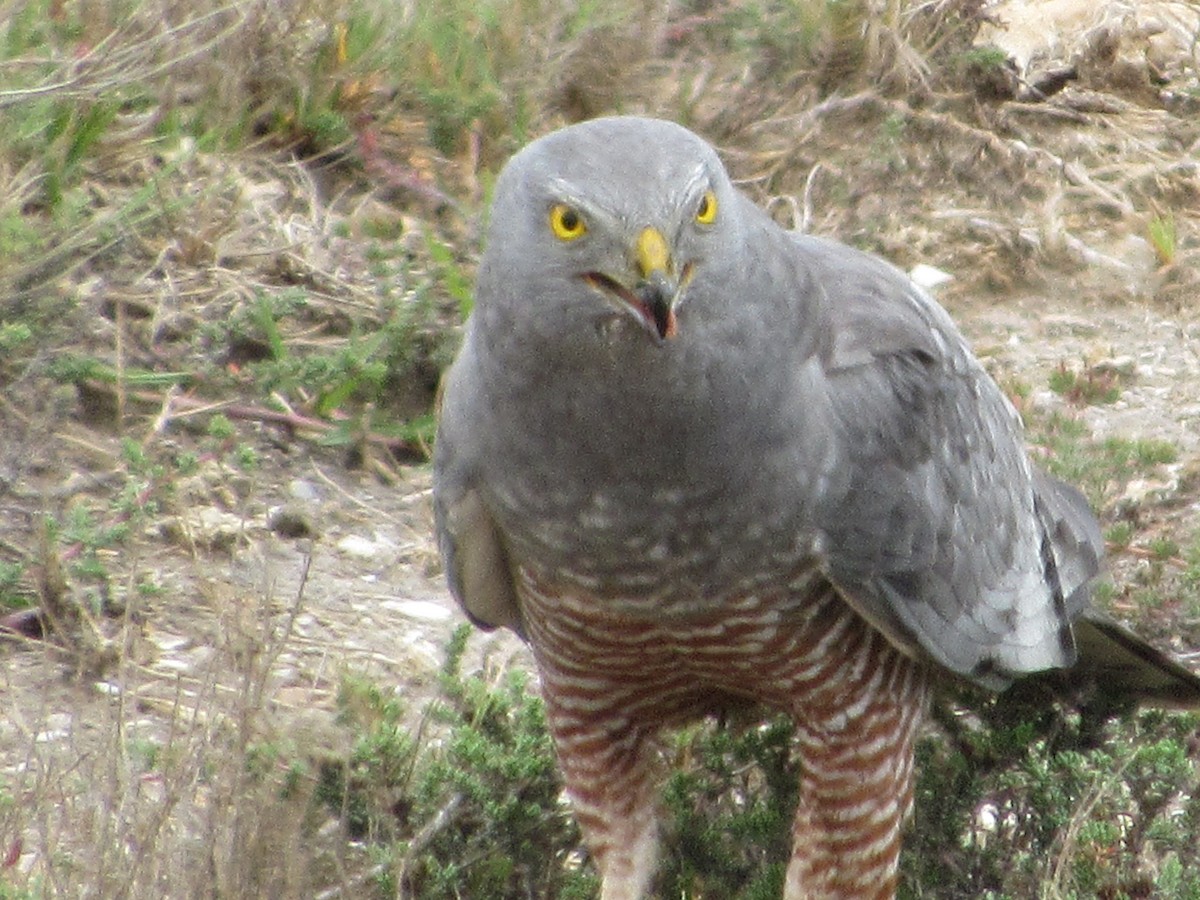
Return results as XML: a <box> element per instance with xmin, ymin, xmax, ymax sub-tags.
<box><xmin>432</xmin><ymin>117</ymin><xmax>1197</xmax><ymax>701</ymax></box>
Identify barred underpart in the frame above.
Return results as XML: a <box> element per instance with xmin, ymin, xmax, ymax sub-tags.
<box><xmin>519</xmin><ymin>566</ymin><xmax>930</xmax><ymax>900</ymax></box>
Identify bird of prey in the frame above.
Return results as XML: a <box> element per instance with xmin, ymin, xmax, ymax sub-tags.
<box><xmin>433</xmin><ymin>115</ymin><xmax>1200</xmax><ymax>899</ymax></box>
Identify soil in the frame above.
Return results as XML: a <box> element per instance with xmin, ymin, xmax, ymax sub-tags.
<box><xmin>1</xmin><ymin>0</ymin><xmax>1199</xmax><ymax>892</ymax></box>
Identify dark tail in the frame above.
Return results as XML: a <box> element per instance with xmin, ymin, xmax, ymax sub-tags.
<box><xmin>1032</xmin><ymin>469</ymin><xmax>1200</xmax><ymax>709</ymax></box>
<box><xmin>1071</xmin><ymin>611</ymin><xmax>1200</xmax><ymax>709</ymax></box>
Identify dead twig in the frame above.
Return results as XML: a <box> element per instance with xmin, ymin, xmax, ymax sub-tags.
<box><xmin>76</xmin><ymin>380</ymin><xmax>427</xmax><ymax>460</ymax></box>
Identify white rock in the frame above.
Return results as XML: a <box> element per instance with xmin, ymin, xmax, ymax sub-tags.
<box><xmin>288</xmin><ymin>479</ymin><xmax>320</xmax><ymax>501</ymax></box>
<box><xmin>34</xmin><ymin>713</ymin><xmax>73</xmax><ymax>743</ymax></box>
<box><xmin>909</xmin><ymin>263</ymin><xmax>954</xmax><ymax>291</ymax></box>
<box><xmin>337</xmin><ymin>534</ymin><xmax>382</xmax><ymax>559</ymax></box>
<box><xmin>150</xmin><ymin>631</ymin><xmax>190</xmax><ymax>652</ymax></box>
<box><xmin>380</xmin><ymin>599</ymin><xmax>453</xmax><ymax>622</ymax></box>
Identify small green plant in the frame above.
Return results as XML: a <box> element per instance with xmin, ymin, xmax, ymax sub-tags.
<box><xmin>1027</xmin><ymin>409</ymin><xmax>1176</xmax><ymax>506</ymax></box>
<box><xmin>207</xmin><ymin>414</ymin><xmax>235</xmax><ymax>441</ymax></box>
<box><xmin>1123</xmin><ymin>437</ymin><xmax>1176</xmax><ymax>468</ymax></box>
<box><xmin>0</xmin><ymin>321</ymin><xmax>32</xmax><ymax>354</ymax></box>
<box><xmin>1182</xmin><ymin>537</ymin><xmax>1200</xmax><ymax>612</ymax></box>
<box><xmin>316</xmin><ymin>671</ymin><xmax>417</xmax><ymax>839</ymax></box>
<box><xmin>60</xmin><ymin>504</ymin><xmax>129</xmax><ymax>580</ymax></box>
<box><xmin>1048</xmin><ymin>362</ymin><xmax>1121</xmax><ymax>406</ymax></box>
<box><xmin>0</xmin><ymin>561</ymin><xmax>26</xmax><ymax>610</ymax></box>
<box><xmin>39</xmin><ymin>100</ymin><xmax>120</xmax><ymax>210</ymax></box>
<box><xmin>201</xmin><ymin>277</ymin><xmax>452</xmax><ymax>456</ymax></box>
<box><xmin>907</xmin><ymin>691</ymin><xmax>1200</xmax><ymax>899</ymax></box>
<box><xmin>397</xmin><ymin>412</ymin><xmax>439</xmax><ymax>452</ymax></box>
<box><xmin>1148</xmin><ymin>215</ymin><xmax>1178</xmax><ymax>266</ymax></box>
<box><xmin>1105</xmin><ymin>521</ymin><xmax>1135</xmax><ymax>550</ymax></box>
<box><xmin>1148</xmin><ymin>537</ymin><xmax>1181</xmax><ymax>562</ymax></box>
<box><xmin>116</xmin><ymin>439</ymin><xmax>168</xmax><ymax>517</ymax></box>
<box><xmin>230</xmin><ymin>444</ymin><xmax>260</xmax><ymax>471</ymax></box>
<box><xmin>957</xmin><ymin>45</ymin><xmax>1010</xmax><ymax>72</ymax></box>
<box><xmin>711</xmin><ymin>0</ymin><xmax>828</xmax><ymax>78</ymax></box>
<box><xmin>0</xmin><ymin>211</ymin><xmax>44</xmax><ymax>263</ymax></box>
<box><xmin>381</xmin><ymin>0</ymin><xmax>635</xmax><ymax>156</ymax></box>
<box><xmin>249</xmin><ymin>294</ymin><xmax>289</xmax><ymax>363</ymax></box>
<box><xmin>175</xmin><ymin>451</ymin><xmax>200</xmax><ymax>475</ymax></box>
<box><xmin>0</xmin><ymin>884</ymin><xmax>39</xmax><ymax>900</ymax></box>
<box><xmin>395</xmin><ymin>1</ymin><xmax>507</xmax><ymax>154</ymax></box>
<box><xmin>135</xmin><ymin>575</ymin><xmax>165</xmax><ymax>597</ymax></box>
<box><xmin>46</xmin><ymin>354</ymin><xmax>192</xmax><ymax>390</ymax></box>
<box><xmin>127</xmin><ymin>738</ymin><xmax>161</xmax><ymax>773</ymax></box>
<box><xmin>873</xmin><ymin>111</ymin><xmax>910</xmax><ymax>167</ymax></box>
<box><xmin>426</xmin><ymin>232</ymin><xmax>474</xmax><ymax>320</ymax></box>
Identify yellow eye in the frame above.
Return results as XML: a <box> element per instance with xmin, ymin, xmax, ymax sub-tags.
<box><xmin>696</xmin><ymin>189</ymin><xmax>718</xmax><ymax>225</ymax></box>
<box><xmin>549</xmin><ymin>204</ymin><xmax>587</xmax><ymax>241</ymax></box>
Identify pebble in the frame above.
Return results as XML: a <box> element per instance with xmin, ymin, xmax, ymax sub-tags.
<box><xmin>288</xmin><ymin>479</ymin><xmax>321</xmax><ymax>501</ymax></box>
<box><xmin>337</xmin><ymin>533</ymin><xmax>393</xmax><ymax>559</ymax></box>
<box><xmin>909</xmin><ymin>263</ymin><xmax>954</xmax><ymax>291</ymax></box>
<box><xmin>151</xmin><ymin>632</ymin><xmax>190</xmax><ymax>653</ymax></box>
<box><xmin>35</xmin><ymin>713</ymin><xmax>72</xmax><ymax>743</ymax></box>
<box><xmin>380</xmin><ymin>599</ymin><xmax>453</xmax><ymax>622</ymax></box>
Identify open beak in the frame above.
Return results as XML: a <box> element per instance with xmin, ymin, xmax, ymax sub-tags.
<box><xmin>582</xmin><ymin>226</ymin><xmax>690</xmax><ymax>343</ymax></box>
<box><xmin>634</xmin><ymin>226</ymin><xmax>679</xmax><ymax>341</ymax></box>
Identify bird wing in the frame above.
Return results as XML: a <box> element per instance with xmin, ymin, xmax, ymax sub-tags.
<box><xmin>433</xmin><ymin>345</ymin><xmax>525</xmax><ymax>637</ymax></box>
<box><xmin>795</xmin><ymin>235</ymin><xmax>1099</xmax><ymax>689</ymax></box>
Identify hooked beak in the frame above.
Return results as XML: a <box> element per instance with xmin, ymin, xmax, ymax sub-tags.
<box><xmin>634</xmin><ymin>226</ymin><xmax>679</xmax><ymax>341</ymax></box>
<box><xmin>582</xmin><ymin>226</ymin><xmax>691</xmax><ymax>344</ymax></box>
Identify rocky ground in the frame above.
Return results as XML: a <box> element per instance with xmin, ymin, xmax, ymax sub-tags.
<box><xmin>1</xmin><ymin>0</ymin><xmax>1199</xmax><ymax>896</ymax></box>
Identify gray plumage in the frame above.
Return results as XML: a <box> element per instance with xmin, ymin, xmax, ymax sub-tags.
<box><xmin>434</xmin><ymin>116</ymin><xmax>1200</xmax><ymax>899</ymax></box>
<box><xmin>434</xmin><ymin>114</ymin><xmax>1199</xmax><ymax>702</ymax></box>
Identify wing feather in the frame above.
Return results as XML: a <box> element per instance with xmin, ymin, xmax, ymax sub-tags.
<box><xmin>433</xmin><ymin>347</ymin><xmax>525</xmax><ymax>636</ymax></box>
<box><xmin>796</xmin><ymin>235</ymin><xmax>1094</xmax><ymax>687</ymax></box>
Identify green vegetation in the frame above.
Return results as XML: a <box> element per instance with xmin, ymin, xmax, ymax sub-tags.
<box><xmin>661</xmin><ymin>719</ymin><xmax>795</xmax><ymax>898</ymax></box>
<box><xmin>1106</xmin><ymin>521</ymin><xmax>1136</xmax><ymax>551</ymax></box>
<box><xmin>304</xmin><ymin>630</ymin><xmax>596</xmax><ymax>898</ymax></box>
<box><xmin>1048</xmin><ymin>362</ymin><xmax>1123</xmax><ymax>407</ymax></box>
<box><xmin>956</xmin><ymin>45</ymin><xmax>1010</xmax><ymax>72</ymax></box>
<box><xmin>0</xmin><ymin>561</ymin><xmax>26</xmax><ymax>610</ymax></box>
<box><xmin>1027</xmin><ymin>408</ymin><xmax>1176</xmax><ymax>507</ymax></box>
<box><xmin>391</xmin><ymin>0</ymin><xmax>518</xmax><ymax>155</ymax></box>
<box><xmin>1148</xmin><ymin>215</ymin><xmax>1178</xmax><ymax>267</ymax></box>
<box><xmin>1</xmin><ymin>0</ymin><xmax>465</xmax><ymax>460</ymax></box>
<box><xmin>908</xmin><ymin>697</ymin><xmax>1200</xmax><ymax>899</ymax></box>
<box><xmin>2</xmin><ymin>1</ymin><xmax>1199</xmax><ymax>898</ymax></box>
<box><xmin>300</xmin><ymin>631</ymin><xmax>1200</xmax><ymax>900</ymax></box>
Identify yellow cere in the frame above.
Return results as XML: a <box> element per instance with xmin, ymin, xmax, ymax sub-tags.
<box><xmin>550</xmin><ymin>203</ymin><xmax>587</xmax><ymax>241</ymax></box>
<box><xmin>636</xmin><ymin>227</ymin><xmax>671</xmax><ymax>278</ymax></box>
<box><xmin>696</xmin><ymin>189</ymin><xmax>717</xmax><ymax>224</ymax></box>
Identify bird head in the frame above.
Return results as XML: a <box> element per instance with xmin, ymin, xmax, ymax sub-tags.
<box><xmin>476</xmin><ymin>116</ymin><xmax>741</xmax><ymax>350</ymax></box>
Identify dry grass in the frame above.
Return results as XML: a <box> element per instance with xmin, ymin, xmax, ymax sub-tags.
<box><xmin>0</xmin><ymin>554</ymin><xmax>337</xmax><ymax>897</ymax></box>
<box><xmin>2</xmin><ymin>0</ymin><xmax>1200</xmax><ymax>897</ymax></box>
